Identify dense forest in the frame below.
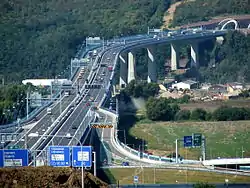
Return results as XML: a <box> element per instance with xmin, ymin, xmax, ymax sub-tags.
<box><xmin>199</xmin><ymin>31</ymin><xmax>250</xmax><ymax>83</ymax></box>
<box><xmin>0</xmin><ymin>0</ymin><xmax>171</xmax><ymax>82</ymax></box>
<box><xmin>172</xmin><ymin>0</ymin><xmax>250</xmax><ymax>26</ymax></box>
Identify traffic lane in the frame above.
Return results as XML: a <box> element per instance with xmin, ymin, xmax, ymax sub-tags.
<box><xmin>54</xmin><ymin>66</ymin><xmax>107</xmax><ymax>145</ymax></box>
<box><xmin>52</xmin><ymin>104</ymin><xmax>91</xmax><ymax>145</ymax></box>
<box><xmin>47</xmin><ymin>50</ymin><xmax>111</xmax><ymax>146</ymax></box>
<box><xmin>51</xmin><ymin>90</ymin><xmax>95</xmax><ymax>144</ymax></box>
<box><xmin>17</xmin><ymin>95</ymin><xmax>75</xmax><ymax>148</ymax></box>
<box><xmin>10</xmin><ymin>95</ymin><xmax>72</xmax><ymax>148</ymax></box>
<box><xmin>57</xmin><ymin>87</ymin><xmax>103</xmax><ymax>145</ymax></box>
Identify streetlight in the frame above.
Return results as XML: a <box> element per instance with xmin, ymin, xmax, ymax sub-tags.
<box><xmin>28</xmin><ymin>133</ymin><xmax>93</xmax><ymax>188</ymax></box>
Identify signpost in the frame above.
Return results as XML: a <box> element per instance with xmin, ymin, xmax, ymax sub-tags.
<box><xmin>0</xmin><ymin>149</ymin><xmax>28</xmax><ymax>167</ymax></box>
<box><xmin>183</xmin><ymin>136</ymin><xmax>193</xmax><ymax>148</ymax></box>
<box><xmin>48</xmin><ymin>146</ymin><xmax>71</xmax><ymax>167</ymax></box>
<box><xmin>72</xmin><ymin>146</ymin><xmax>92</xmax><ymax>167</ymax></box>
<box><xmin>134</xmin><ymin>176</ymin><xmax>139</xmax><ymax>184</ymax></box>
<box><xmin>192</xmin><ymin>133</ymin><xmax>202</xmax><ymax>147</ymax></box>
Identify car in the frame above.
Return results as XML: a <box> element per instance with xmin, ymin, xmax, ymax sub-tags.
<box><xmin>122</xmin><ymin>162</ymin><xmax>129</xmax><ymax>166</ymax></box>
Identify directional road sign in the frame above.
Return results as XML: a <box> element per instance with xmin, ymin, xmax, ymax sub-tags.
<box><xmin>183</xmin><ymin>136</ymin><xmax>193</xmax><ymax>148</ymax></box>
<box><xmin>193</xmin><ymin>133</ymin><xmax>202</xmax><ymax>147</ymax></box>
<box><xmin>0</xmin><ymin>150</ymin><xmax>3</xmax><ymax>167</ymax></box>
<box><xmin>0</xmin><ymin>149</ymin><xmax>28</xmax><ymax>167</ymax></box>
<box><xmin>134</xmin><ymin>176</ymin><xmax>139</xmax><ymax>183</ymax></box>
<box><xmin>48</xmin><ymin>146</ymin><xmax>71</xmax><ymax>167</ymax></box>
<box><xmin>72</xmin><ymin>146</ymin><xmax>92</xmax><ymax>167</ymax></box>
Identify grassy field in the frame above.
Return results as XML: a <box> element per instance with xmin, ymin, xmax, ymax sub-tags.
<box><xmin>180</xmin><ymin>99</ymin><xmax>250</xmax><ymax>112</ymax></box>
<box><xmin>104</xmin><ymin>168</ymin><xmax>250</xmax><ymax>184</ymax></box>
<box><xmin>129</xmin><ymin>120</ymin><xmax>250</xmax><ymax>159</ymax></box>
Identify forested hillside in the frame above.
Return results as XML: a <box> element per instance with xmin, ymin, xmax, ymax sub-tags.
<box><xmin>172</xmin><ymin>0</ymin><xmax>250</xmax><ymax>26</ymax></box>
<box><xmin>0</xmin><ymin>0</ymin><xmax>171</xmax><ymax>82</ymax></box>
<box><xmin>199</xmin><ymin>31</ymin><xmax>250</xmax><ymax>84</ymax></box>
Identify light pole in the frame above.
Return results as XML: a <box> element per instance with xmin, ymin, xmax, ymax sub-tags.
<box><xmin>28</xmin><ymin>133</ymin><xmax>95</xmax><ymax>188</ymax></box>
<box><xmin>26</xmin><ymin>90</ymin><xmax>29</xmax><ymax>120</ymax></box>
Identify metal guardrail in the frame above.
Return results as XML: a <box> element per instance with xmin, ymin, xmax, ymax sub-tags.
<box><xmin>0</xmin><ymin>45</ymin><xmax>101</xmax><ymax>132</ymax></box>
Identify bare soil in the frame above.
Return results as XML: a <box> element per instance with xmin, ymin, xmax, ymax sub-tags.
<box><xmin>0</xmin><ymin>166</ymin><xmax>108</xmax><ymax>188</ymax></box>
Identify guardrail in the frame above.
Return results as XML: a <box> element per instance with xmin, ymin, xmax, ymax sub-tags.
<box><xmin>0</xmin><ymin>45</ymin><xmax>102</xmax><ymax>132</ymax></box>
<box><xmin>97</xmin><ymin>38</ymin><xmax>206</xmax><ymax>165</ymax></box>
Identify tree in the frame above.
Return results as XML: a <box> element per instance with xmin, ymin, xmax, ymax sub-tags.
<box><xmin>175</xmin><ymin>109</ymin><xmax>191</xmax><ymax>121</ymax></box>
<box><xmin>146</xmin><ymin>97</ymin><xmax>179</xmax><ymax>121</ymax></box>
<box><xmin>190</xmin><ymin>108</ymin><xmax>207</xmax><ymax>121</ymax></box>
<box><xmin>193</xmin><ymin>182</ymin><xmax>215</xmax><ymax>188</ymax></box>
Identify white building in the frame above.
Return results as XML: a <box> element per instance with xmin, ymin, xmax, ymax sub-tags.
<box><xmin>172</xmin><ymin>80</ymin><xmax>198</xmax><ymax>90</ymax></box>
<box><xmin>22</xmin><ymin>79</ymin><xmax>70</xmax><ymax>87</ymax></box>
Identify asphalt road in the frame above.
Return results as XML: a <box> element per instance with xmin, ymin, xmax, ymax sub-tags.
<box><xmin>10</xmin><ymin>60</ymin><xmax>93</xmax><ymax>149</ymax></box>
<box><xmin>51</xmin><ymin>48</ymin><xmax>117</xmax><ymax>145</ymax></box>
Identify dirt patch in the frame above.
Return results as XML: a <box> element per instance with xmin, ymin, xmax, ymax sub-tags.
<box><xmin>162</xmin><ymin>0</ymin><xmax>196</xmax><ymax>29</ymax></box>
<box><xmin>0</xmin><ymin>166</ymin><xmax>108</xmax><ymax>188</ymax></box>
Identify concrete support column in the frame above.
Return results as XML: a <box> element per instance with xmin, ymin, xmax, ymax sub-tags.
<box><xmin>147</xmin><ymin>47</ymin><xmax>157</xmax><ymax>83</ymax></box>
<box><xmin>171</xmin><ymin>43</ymin><xmax>180</xmax><ymax>71</ymax></box>
<box><xmin>127</xmin><ymin>51</ymin><xmax>136</xmax><ymax>83</ymax></box>
<box><xmin>119</xmin><ymin>53</ymin><xmax>128</xmax><ymax>88</ymax></box>
<box><xmin>190</xmin><ymin>42</ymin><xmax>199</xmax><ymax>68</ymax></box>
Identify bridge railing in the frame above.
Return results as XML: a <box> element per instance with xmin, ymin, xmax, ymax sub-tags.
<box><xmin>0</xmin><ymin>44</ymin><xmax>102</xmax><ymax>132</ymax></box>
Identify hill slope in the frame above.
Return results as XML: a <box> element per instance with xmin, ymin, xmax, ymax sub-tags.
<box><xmin>0</xmin><ymin>0</ymin><xmax>170</xmax><ymax>82</ymax></box>
<box><xmin>172</xmin><ymin>0</ymin><xmax>250</xmax><ymax>26</ymax></box>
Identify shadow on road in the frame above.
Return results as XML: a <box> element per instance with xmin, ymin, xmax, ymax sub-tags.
<box><xmin>87</xmin><ymin>128</ymin><xmax>115</xmax><ymax>184</ymax></box>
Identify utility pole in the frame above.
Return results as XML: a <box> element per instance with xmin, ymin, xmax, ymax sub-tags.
<box><xmin>175</xmin><ymin>139</ymin><xmax>178</xmax><ymax>164</ymax></box>
<box><xmin>201</xmin><ymin>135</ymin><xmax>206</xmax><ymax>161</ymax></box>
<box><xmin>26</xmin><ymin>91</ymin><xmax>29</xmax><ymax>120</ymax></box>
<box><xmin>59</xmin><ymin>86</ymin><xmax>62</xmax><ymax>114</ymax></box>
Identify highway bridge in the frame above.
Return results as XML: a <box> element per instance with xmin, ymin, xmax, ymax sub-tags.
<box><xmin>1</xmin><ymin>23</ymin><xmax>250</xmax><ymax>170</ymax></box>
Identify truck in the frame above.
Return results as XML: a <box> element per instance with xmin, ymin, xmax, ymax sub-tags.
<box><xmin>47</xmin><ymin>107</ymin><xmax>52</xmax><ymax>115</ymax></box>
<box><xmin>93</xmin><ymin>50</ymin><xmax>97</xmax><ymax>56</ymax></box>
<box><xmin>108</xmin><ymin>66</ymin><xmax>113</xmax><ymax>72</ymax></box>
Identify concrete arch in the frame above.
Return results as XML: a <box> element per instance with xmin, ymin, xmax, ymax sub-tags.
<box><xmin>218</xmin><ymin>18</ymin><xmax>234</xmax><ymax>26</ymax></box>
<box><xmin>221</xmin><ymin>20</ymin><xmax>239</xmax><ymax>30</ymax></box>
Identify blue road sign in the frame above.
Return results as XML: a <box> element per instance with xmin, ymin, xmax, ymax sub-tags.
<box><xmin>72</xmin><ymin>146</ymin><xmax>92</xmax><ymax>167</ymax></box>
<box><xmin>0</xmin><ymin>150</ymin><xmax>3</xmax><ymax>167</ymax></box>
<box><xmin>48</xmin><ymin>146</ymin><xmax>71</xmax><ymax>167</ymax></box>
<box><xmin>134</xmin><ymin>176</ymin><xmax>139</xmax><ymax>183</ymax></box>
<box><xmin>184</xmin><ymin>136</ymin><xmax>193</xmax><ymax>148</ymax></box>
<box><xmin>0</xmin><ymin>149</ymin><xmax>28</xmax><ymax>167</ymax></box>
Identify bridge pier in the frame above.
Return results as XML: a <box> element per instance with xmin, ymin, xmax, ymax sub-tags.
<box><xmin>147</xmin><ymin>47</ymin><xmax>157</xmax><ymax>83</ymax></box>
<box><xmin>119</xmin><ymin>53</ymin><xmax>128</xmax><ymax>88</ymax></box>
<box><xmin>171</xmin><ymin>43</ymin><xmax>180</xmax><ymax>71</ymax></box>
<box><xmin>190</xmin><ymin>42</ymin><xmax>199</xmax><ymax>68</ymax></box>
<box><xmin>127</xmin><ymin>51</ymin><xmax>136</xmax><ymax>83</ymax></box>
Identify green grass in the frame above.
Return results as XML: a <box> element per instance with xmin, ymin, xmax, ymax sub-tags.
<box><xmin>180</xmin><ymin>99</ymin><xmax>250</xmax><ymax>112</ymax></box>
<box><xmin>129</xmin><ymin>120</ymin><xmax>250</xmax><ymax>159</ymax></box>
<box><xmin>104</xmin><ymin>168</ymin><xmax>250</xmax><ymax>184</ymax></box>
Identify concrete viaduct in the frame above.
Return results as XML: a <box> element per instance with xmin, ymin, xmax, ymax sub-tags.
<box><xmin>118</xmin><ymin>30</ymin><xmax>226</xmax><ymax>88</ymax></box>
<box><xmin>118</xmin><ymin>18</ymin><xmax>250</xmax><ymax>88</ymax></box>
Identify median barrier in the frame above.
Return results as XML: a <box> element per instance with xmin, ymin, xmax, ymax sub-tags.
<box><xmin>0</xmin><ymin>46</ymin><xmax>101</xmax><ymax>131</ymax></box>
<box><xmin>30</xmin><ymin>94</ymin><xmax>79</xmax><ymax>151</ymax></box>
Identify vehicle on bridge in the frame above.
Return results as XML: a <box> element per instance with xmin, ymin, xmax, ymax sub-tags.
<box><xmin>47</xmin><ymin>107</ymin><xmax>52</xmax><ymax>115</ymax></box>
<box><xmin>108</xmin><ymin>66</ymin><xmax>113</xmax><ymax>72</ymax></box>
